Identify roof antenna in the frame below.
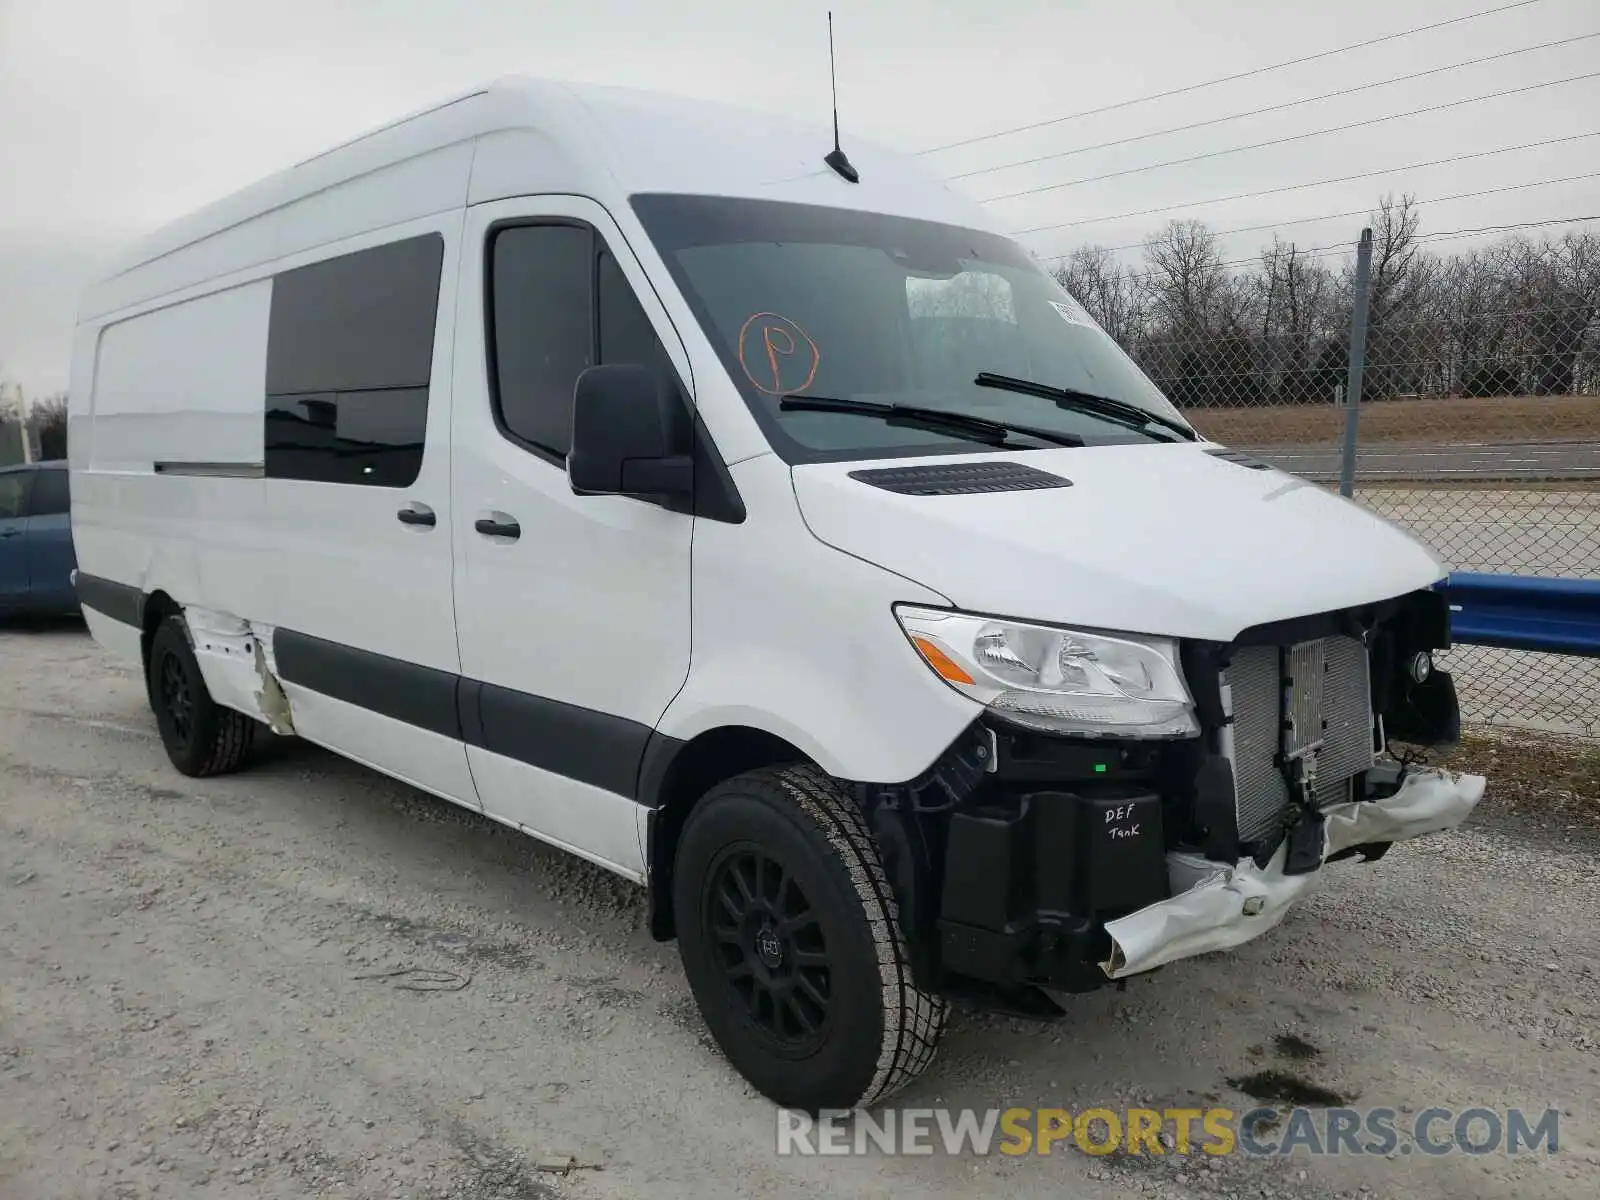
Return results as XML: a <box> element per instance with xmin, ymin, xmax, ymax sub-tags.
<box><xmin>823</xmin><ymin>11</ymin><xmax>859</xmax><ymax>183</ymax></box>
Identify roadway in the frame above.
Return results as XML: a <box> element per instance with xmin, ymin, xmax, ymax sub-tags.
<box><xmin>1248</xmin><ymin>440</ymin><xmax>1600</xmax><ymax>482</ymax></box>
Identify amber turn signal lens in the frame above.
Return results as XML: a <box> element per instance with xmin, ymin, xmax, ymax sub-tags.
<box><xmin>911</xmin><ymin>636</ymin><xmax>975</xmax><ymax>686</ymax></box>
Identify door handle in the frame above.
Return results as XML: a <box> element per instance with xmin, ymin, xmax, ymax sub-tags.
<box><xmin>397</xmin><ymin>503</ymin><xmax>436</xmax><ymax>528</ymax></box>
<box><xmin>474</xmin><ymin>514</ymin><xmax>521</xmax><ymax>540</ymax></box>
<box><xmin>0</xmin><ymin>529</ymin><xmax>19</xmax><ymax>539</ymax></box>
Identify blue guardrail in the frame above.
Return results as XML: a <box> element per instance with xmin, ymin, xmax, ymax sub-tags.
<box><xmin>1441</xmin><ymin>573</ymin><xmax>1600</xmax><ymax>657</ymax></box>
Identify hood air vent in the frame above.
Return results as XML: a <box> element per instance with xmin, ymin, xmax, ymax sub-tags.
<box><xmin>848</xmin><ymin>461</ymin><xmax>1073</xmax><ymax>497</ymax></box>
<box><xmin>1204</xmin><ymin>448</ymin><xmax>1275</xmax><ymax>471</ymax></box>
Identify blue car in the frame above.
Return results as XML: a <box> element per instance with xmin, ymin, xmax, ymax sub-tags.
<box><xmin>0</xmin><ymin>460</ymin><xmax>78</xmax><ymax>617</ymax></box>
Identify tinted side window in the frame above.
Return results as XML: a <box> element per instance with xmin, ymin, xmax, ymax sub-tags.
<box><xmin>28</xmin><ymin>469</ymin><xmax>69</xmax><ymax>517</ymax></box>
<box><xmin>0</xmin><ymin>472</ymin><xmax>30</xmax><ymax>520</ymax></box>
<box><xmin>488</xmin><ymin>226</ymin><xmax>671</xmax><ymax>460</ymax></box>
<box><xmin>264</xmin><ymin>233</ymin><xmax>444</xmax><ymax>487</ymax></box>
<box><xmin>489</xmin><ymin>225</ymin><xmax>594</xmax><ymax>457</ymax></box>
<box><xmin>263</xmin><ymin>390</ymin><xmax>429</xmax><ymax>488</ymax></box>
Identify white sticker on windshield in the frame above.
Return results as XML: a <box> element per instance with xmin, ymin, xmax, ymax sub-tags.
<box><xmin>1049</xmin><ymin>298</ymin><xmax>1093</xmax><ymax>328</ymax></box>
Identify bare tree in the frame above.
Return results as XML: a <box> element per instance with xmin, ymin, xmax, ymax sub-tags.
<box><xmin>1052</xmin><ymin>246</ymin><xmax>1142</xmax><ymax>344</ymax></box>
<box><xmin>1134</xmin><ymin>221</ymin><xmax>1267</xmax><ymax>406</ymax></box>
<box><xmin>1354</xmin><ymin>194</ymin><xmax>1442</xmax><ymax>398</ymax></box>
<box><xmin>1557</xmin><ymin>230</ymin><xmax>1600</xmax><ymax>394</ymax></box>
<box><xmin>1502</xmin><ymin>231</ymin><xmax>1600</xmax><ymax>395</ymax></box>
<box><xmin>1044</xmin><ymin>198</ymin><xmax>1597</xmax><ymax>408</ymax></box>
<box><xmin>1363</xmin><ymin>193</ymin><xmax>1437</xmax><ymax>328</ymax></box>
<box><xmin>1256</xmin><ymin>237</ymin><xmax>1339</xmax><ymax>402</ymax></box>
<box><xmin>1263</xmin><ymin>238</ymin><xmax>1335</xmax><ymax>337</ymax></box>
<box><xmin>1141</xmin><ymin>220</ymin><xmax>1235</xmax><ymax>340</ymax></box>
<box><xmin>1431</xmin><ymin>243</ymin><xmax>1516</xmax><ymax>394</ymax></box>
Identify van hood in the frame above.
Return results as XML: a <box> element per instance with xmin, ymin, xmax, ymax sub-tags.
<box><xmin>791</xmin><ymin>444</ymin><xmax>1446</xmax><ymax>643</ymax></box>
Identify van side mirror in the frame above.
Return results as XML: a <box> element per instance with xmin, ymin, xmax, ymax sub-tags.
<box><xmin>567</xmin><ymin>364</ymin><xmax>694</xmax><ymax>499</ymax></box>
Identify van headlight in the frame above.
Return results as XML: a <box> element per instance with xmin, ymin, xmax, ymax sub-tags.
<box><xmin>894</xmin><ymin>605</ymin><xmax>1198</xmax><ymax>739</ymax></box>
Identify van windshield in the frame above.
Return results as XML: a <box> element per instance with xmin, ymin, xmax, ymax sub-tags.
<box><xmin>629</xmin><ymin>193</ymin><xmax>1190</xmax><ymax>464</ymax></box>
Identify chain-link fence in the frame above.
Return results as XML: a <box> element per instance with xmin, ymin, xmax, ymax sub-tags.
<box><xmin>1127</xmin><ymin>233</ymin><xmax>1599</xmax><ymax>739</ymax></box>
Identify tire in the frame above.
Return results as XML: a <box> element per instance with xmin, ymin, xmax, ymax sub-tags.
<box><xmin>673</xmin><ymin>763</ymin><xmax>947</xmax><ymax>1111</ymax></box>
<box><xmin>146</xmin><ymin>613</ymin><xmax>255</xmax><ymax>777</ymax></box>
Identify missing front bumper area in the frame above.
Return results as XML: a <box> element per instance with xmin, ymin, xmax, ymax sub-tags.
<box><xmin>1100</xmin><ymin>767</ymin><xmax>1486</xmax><ymax>979</ymax></box>
<box><xmin>875</xmin><ymin>589</ymin><xmax>1467</xmax><ymax>1009</ymax></box>
<box><xmin>916</xmin><ymin>759</ymin><xmax>1484</xmax><ymax>1003</ymax></box>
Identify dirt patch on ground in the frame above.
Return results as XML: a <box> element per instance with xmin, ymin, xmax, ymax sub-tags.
<box><xmin>1188</xmin><ymin>394</ymin><xmax>1600</xmax><ymax>448</ymax></box>
<box><xmin>1433</xmin><ymin>728</ymin><xmax>1600</xmax><ymax>836</ymax></box>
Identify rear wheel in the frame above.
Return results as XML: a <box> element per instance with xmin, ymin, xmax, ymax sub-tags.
<box><xmin>147</xmin><ymin>614</ymin><xmax>255</xmax><ymax>777</ymax></box>
<box><xmin>673</xmin><ymin>763</ymin><xmax>946</xmax><ymax>1110</ymax></box>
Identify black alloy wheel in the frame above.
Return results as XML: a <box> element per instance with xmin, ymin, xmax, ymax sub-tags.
<box><xmin>673</xmin><ymin>764</ymin><xmax>948</xmax><ymax>1111</ymax></box>
<box><xmin>704</xmin><ymin>846</ymin><xmax>833</xmax><ymax>1053</ymax></box>
<box><xmin>158</xmin><ymin>649</ymin><xmax>195</xmax><ymax>744</ymax></box>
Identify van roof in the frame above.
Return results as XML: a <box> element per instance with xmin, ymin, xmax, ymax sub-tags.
<box><xmin>86</xmin><ymin>77</ymin><xmax>996</xmax><ymax>321</ymax></box>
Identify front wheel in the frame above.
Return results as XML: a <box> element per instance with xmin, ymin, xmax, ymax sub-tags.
<box><xmin>673</xmin><ymin>763</ymin><xmax>947</xmax><ymax>1110</ymax></box>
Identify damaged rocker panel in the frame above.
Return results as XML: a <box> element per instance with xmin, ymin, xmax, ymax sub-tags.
<box><xmin>64</xmin><ymin>578</ymin><xmax>666</xmax><ymax>805</ymax></box>
<box><xmin>184</xmin><ymin>607</ymin><xmax>297</xmax><ymax>735</ymax></box>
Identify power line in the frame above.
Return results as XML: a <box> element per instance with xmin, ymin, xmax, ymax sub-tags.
<box><xmin>918</xmin><ymin>0</ymin><xmax>1543</xmax><ymax>154</ymax></box>
<box><xmin>1009</xmin><ymin>129</ymin><xmax>1600</xmax><ymax>236</ymax></box>
<box><xmin>948</xmin><ymin>32</ymin><xmax>1599</xmax><ymax>182</ymax></box>
<box><xmin>980</xmin><ymin>69</ymin><xmax>1600</xmax><ymax>203</ymax></box>
<box><xmin>1092</xmin><ymin>171</ymin><xmax>1600</xmax><ymax>253</ymax></box>
<box><xmin>1413</xmin><ymin>214</ymin><xmax>1600</xmax><ymax>242</ymax></box>
<box><xmin>1263</xmin><ymin>216</ymin><xmax>1598</xmax><ymax>263</ymax></box>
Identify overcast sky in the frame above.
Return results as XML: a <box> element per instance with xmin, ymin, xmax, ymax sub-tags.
<box><xmin>2</xmin><ymin>0</ymin><xmax>1596</xmax><ymax>395</ymax></box>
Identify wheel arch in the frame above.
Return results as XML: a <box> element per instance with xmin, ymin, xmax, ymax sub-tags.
<box><xmin>640</xmin><ymin>724</ymin><xmax>812</xmax><ymax>941</ymax></box>
<box><xmin>140</xmin><ymin>589</ymin><xmax>183</xmax><ymax>678</ymax></box>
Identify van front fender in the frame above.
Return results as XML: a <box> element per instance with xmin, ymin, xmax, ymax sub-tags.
<box><xmin>652</xmin><ymin>644</ymin><xmax>979</xmax><ymax>786</ymax></box>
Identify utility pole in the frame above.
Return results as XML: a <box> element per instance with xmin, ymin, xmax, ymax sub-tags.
<box><xmin>20</xmin><ymin>387</ymin><xmax>34</xmax><ymax>464</ymax></box>
<box><xmin>1338</xmin><ymin>228</ymin><xmax>1374</xmax><ymax>499</ymax></box>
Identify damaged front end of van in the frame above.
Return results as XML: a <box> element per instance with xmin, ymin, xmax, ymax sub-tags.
<box><xmin>858</xmin><ymin>585</ymin><xmax>1483</xmax><ymax>1015</ymax></box>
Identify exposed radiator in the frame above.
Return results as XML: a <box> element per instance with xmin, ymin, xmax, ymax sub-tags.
<box><xmin>1223</xmin><ymin>636</ymin><xmax>1376</xmax><ymax>844</ymax></box>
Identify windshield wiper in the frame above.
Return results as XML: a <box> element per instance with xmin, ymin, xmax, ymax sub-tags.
<box><xmin>778</xmin><ymin>394</ymin><xmax>1085</xmax><ymax>448</ymax></box>
<box><xmin>974</xmin><ymin>372</ymin><xmax>1198</xmax><ymax>442</ymax></box>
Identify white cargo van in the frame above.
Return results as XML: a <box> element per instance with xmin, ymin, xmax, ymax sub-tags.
<box><xmin>68</xmin><ymin>77</ymin><xmax>1485</xmax><ymax>1111</ymax></box>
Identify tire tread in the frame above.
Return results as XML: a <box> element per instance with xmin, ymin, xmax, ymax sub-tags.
<box><xmin>195</xmin><ymin>703</ymin><xmax>255</xmax><ymax>776</ymax></box>
<box><xmin>765</xmin><ymin>763</ymin><xmax>947</xmax><ymax>1107</ymax></box>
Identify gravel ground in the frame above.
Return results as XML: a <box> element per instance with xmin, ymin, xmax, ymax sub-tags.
<box><xmin>1</xmin><ymin>624</ymin><xmax>1597</xmax><ymax>1200</ymax></box>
